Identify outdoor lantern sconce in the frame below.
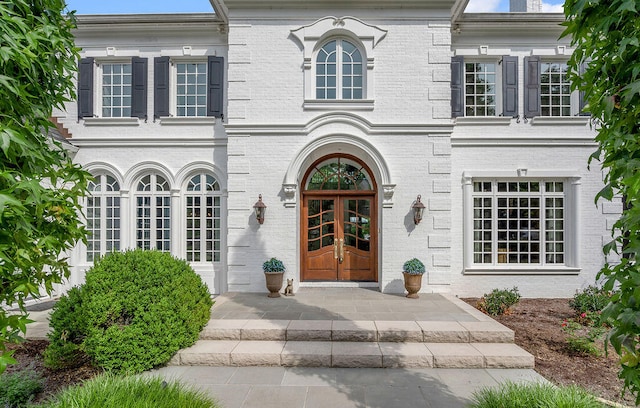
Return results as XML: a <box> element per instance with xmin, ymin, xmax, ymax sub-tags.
<box><xmin>253</xmin><ymin>194</ymin><xmax>267</xmax><ymax>224</ymax></box>
<box><xmin>412</xmin><ymin>195</ymin><xmax>425</xmax><ymax>225</ymax></box>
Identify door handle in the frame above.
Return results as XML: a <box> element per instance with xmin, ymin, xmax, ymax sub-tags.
<box><xmin>339</xmin><ymin>238</ymin><xmax>344</xmax><ymax>263</ymax></box>
<box><xmin>333</xmin><ymin>240</ymin><xmax>338</xmax><ymax>259</ymax></box>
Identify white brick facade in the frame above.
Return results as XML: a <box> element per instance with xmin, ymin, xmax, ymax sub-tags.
<box><xmin>54</xmin><ymin>2</ymin><xmax>615</xmax><ymax>298</ymax></box>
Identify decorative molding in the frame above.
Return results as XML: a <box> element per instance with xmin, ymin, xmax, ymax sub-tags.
<box><xmin>382</xmin><ymin>184</ymin><xmax>396</xmax><ymax>208</ymax></box>
<box><xmin>303</xmin><ymin>99</ymin><xmax>374</xmax><ymax>111</ymax></box>
<box><xmin>451</xmin><ymin>136</ymin><xmax>596</xmax><ymax>147</ymax></box>
<box><xmin>70</xmin><ymin>138</ymin><xmax>226</xmax><ymax>148</ymax></box>
<box><xmin>83</xmin><ymin>118</ymin><xmax>140</xmax><ymax>126</ymax></box>
<box><xmin>454</xmin><ymin>117</ymin><xmax>512</xmax><ymax>126</ymax></box>
<box><xmin>159</xmin><ymin>117</ymin><xmax>217</xmax><ymax>126</ymax></box>
<box><xmin>529</xmin><ymin>116</ymin><xmax>590</xmax><ymax>126</ymax></box>
<box><xmin>283</xmin><ymin>183</ymin><xmax>297</xmax><ymax>208</ymax></box>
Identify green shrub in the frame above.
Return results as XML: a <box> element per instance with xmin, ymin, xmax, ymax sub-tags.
<box><xmin>40</xmin><ymin>373</ymin><xmax>219</xmax><ymax>408</ymax></box>
<box><xmin>262</xmin><ymin>257</ymin><xmax>285</xmax><ymax>273</ymax></box>
<box><xmin>569</xmin><ymin>286</ymin><xmax>611</xmax><ymax>314</ymax></box>
<box><xmin>0</xmin><ymin>367</ymin><xmax>44</xmax><ymax>407</ymax></box>
<box><xmin>477</xmin><ymin>287</ymin><xmax>521</xmax><ymax>316</ymax></box>
<box><xmin>562</xmin><ymin>320</ymin><xmax>607</xmax><ymax>357</ymax></box>
<box><xmin>402</xmin><ymin>258</ymin><xmax>426</xmax><ymax>275</ymax></box>
<box><xmin>470</xmin><ymin>381</ymin><xmax>604</xmax><ymax>408</ymax></box>
<box><xmin>45</xmin><ymin>250</ymin><xmax>212</xmax><ymax>374</ymax></box>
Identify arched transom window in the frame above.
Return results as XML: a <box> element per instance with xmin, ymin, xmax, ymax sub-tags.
<box><xmin>316</xmin><ymin>39</ymin><xmax>363</xmax><ymax>100</ymax></box>
<box><xmin>135</xmin><ymin>174</ymin><xmax>171</xmax><ymax>251</ymax></box>
<box><xmin>86</xmin><ymin>174</ymin><xmax>120</xmax><ymax>262</ymax></box>
<box><xmin>305</xmin><ymin>158</ymin><xmax>373</xmax><ymax>191</ymax></box>
<box><xmin>185</xmin><ymin>174</ymin><xmax>221</xmax><ymax>262</ymax></box>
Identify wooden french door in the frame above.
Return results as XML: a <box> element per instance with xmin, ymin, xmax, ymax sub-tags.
<box><xmin>302</xmin><ymin>194</ymin><xmax>377</xmax><ymax>281</ymax></box>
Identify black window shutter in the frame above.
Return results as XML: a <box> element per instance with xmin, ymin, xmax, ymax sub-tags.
<box><xmin>131</xmin><ymin>57</ymin><xmax>148</xmax><ymax>119</ymax></box>
<box><xmin>578</xmin><ymin>62</ymin><xmax>590</xmax><ymax>116</ymax></box>
<box><xmin>502</xmin><ymin>56</ymin><xmax>518</xmax><ymax>117</ymax></box>
<box><xmin>154</xmin><ymin>56</ymin><xmax>170</xmax><ymax>119</ymax></box>
<box><xmin>451</xmin><ymin>55</ymin><xmax>464</xmax><ymax>118</ymax></box>
<box><xmin>524</xmin><ymin>56</ymin><xmax>541</xmax><ymax>118</ymax></box>
<box><xmin>78</xmin><ymin>57</ymin><xmax>94</xmax><ymax>120</ymax></box>
<box><xmin>207</xmin><ymin>56</ymin><xmax>224</xmax><ymax>118</ymax></box>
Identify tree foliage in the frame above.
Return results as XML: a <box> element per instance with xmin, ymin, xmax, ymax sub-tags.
<box><xmin>562</xmin><ymin>0</ymin><xmax>640</xmax><ymax>403</ymax></box>
<box><xmin>0</xmin><ymin>0</ymin><xmax>89</xmax><ymax>373</ymax></box>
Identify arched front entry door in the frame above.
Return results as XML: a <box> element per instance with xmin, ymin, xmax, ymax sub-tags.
<box><xmin>301</xmin><ymin>155</ymin><xmax>377</xmax><ymax>282</ymax></box>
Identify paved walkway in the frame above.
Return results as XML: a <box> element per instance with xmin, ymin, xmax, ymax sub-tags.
<box><xmin>145</xmin><ymin>365</ymin><xmax>549</xmax><ymax>408</ymax></box>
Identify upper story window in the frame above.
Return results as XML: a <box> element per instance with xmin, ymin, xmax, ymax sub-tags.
<box><xmin>77</xmin><ymin>57</ymin><xmax>147</xmax><ymax>120</ymax></box>
<box><xmin>176</xmin><ymin>62</ymin><xmax>207</xmax><ymax>117</ymax></box>
<box><xmin>86</xmin><ymin>174</ymin><xmax>121</xmax><ymax>262</ymax></box>
<box><xmin>291</xmin><ymin>16</ymin><xmax>387</xmax><ymax>109</ymax></box>
<box><xmin>316</xmin><ymin>39</ymin><xmax>363</xmax><ymax>100</ymax></box>
<box><xmin>524</xmin><ymin>57</ymin><xmax>583</xmax><ymax>118</ymax></box>
<box><xmin>154</xmin><ymin>56</ymin><xmax>224</xmax><ymax>120</ymax></box>
<box><xmin>101</xmin><ymin>63</ymin><xmax>131</xmax><ymax>118</ymax></box>
<box><xmin>540</xmin><ymin>62</ymin><xmax>571</xmax><ymax>117</ymax></box>
<box><xmin>451</xmin><ymin>56</ymin><xmax>517</xmax><ymax>118</ymax></box>
<box><xmin>464</xmin><ymin>62</ymin><xmax>497</xmax><ymax>116</ymax></box>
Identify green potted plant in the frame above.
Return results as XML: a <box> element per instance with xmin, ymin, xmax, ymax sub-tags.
<box><xmin>263</xmin><ymin>257</ymin><xmax>285</xmax><ymax>298</ymax></box>
<box><xmin>402</xmin><ymin>258</ymin><xmax>425</xmax><ymax>298</ymax></box>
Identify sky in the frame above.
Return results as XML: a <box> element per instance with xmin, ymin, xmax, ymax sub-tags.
<box><xmin>65</xmin><ymin>0</ymin><xmax>565</xmax><ymax>14</ymax></box>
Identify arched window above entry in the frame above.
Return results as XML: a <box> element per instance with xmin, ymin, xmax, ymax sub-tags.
<box><xmin>291</xmin><ymin>16</ymin><xmax>387</xmax><ymax>110</ymax></box>
<box><xmin>305</xmin><ymin>157</ymin><xmax>374</xmax><ymax>191</ymax></box>
<box><xmin>316</xmin><ymin>39</ymin><xmax>363</xmax><ymax>100</ymax></box>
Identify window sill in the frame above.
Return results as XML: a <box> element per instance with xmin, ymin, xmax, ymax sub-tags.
<box><xmin>454</xmin><ymin>117</ymin><xmax>513</xmax><ymax>126</ymax></box>
<box><xmin>83</xmin><ymin>118</ymin><xmax>140</xmax><ymax>126</ymax></box>
<box><xmin>464</xmin><ymin>266</ymin><xmax>581</xmax><ymax>275</ymax></box>
<box><xmin>159</xmin><ymin>117</ymin><xmax>217</xmax><ymax>126</ymax></box>
<box><xmin>303</xmin><ymin>99</ymin><xmax>374</xmax><ymax>111</ymax></box>
<box><xmin>530</xmin><ymin>116</ymin><xmax>590</xmax><ymax>126</ymax></box>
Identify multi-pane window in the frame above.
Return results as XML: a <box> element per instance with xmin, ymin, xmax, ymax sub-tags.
<box><xmin>472</xmin><ymin>180</ymin><xmax>565</xmax><ymax>265</ymax></box>
<box><xmin>102</xmin><ymin>63</ymin><xmax>132</xmax><ymax>117</ymax></box>
<box><xmin>316</xmin><ymin>39</ymin><xmax>363</xmax><ymax>100</ymax></box>
<box><xmin>465</xmin><ymin>62</ymin><xmax>496</xmax><ymax>116</ymax></box>
<box><xmin>540</xmin><ymin>62</ymin><xmax>571</xmax><ymax>117</ymax></box>
<box><xmin>86</xmin><ymin>174</ymin><xmax>121</xmax><ymax>262</ymax></box>
<box><xmin>185</xmin><ymin>174</ymin><xmax>221</xmax><ymax>262</ymax></box>
<box><xmin>135</xmin><ymin>174</ymin><xmax>171</xmax><ymax>251</ymax></box>
<box><xmin>176</xmin><ymin>62</ymin><xmax>207</xmax><ymax>117</ymax></box>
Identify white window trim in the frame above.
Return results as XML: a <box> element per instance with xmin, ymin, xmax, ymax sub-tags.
<box><xmin>169</xmin><ymin>57</ymin><xmax>208</xmax><ymax>119</ymax></box>
<box><xmin>537</xmin><ymin>58</ymin><xmax>581</xmax><ymax>117</ymax></box>
<box><xmin>462</xmin><ymin>170</ymin><xmax>581</xmax><ymax>274</ymax></box>
<box><xmin>92</xmin><ymin>58</ymin><xmax>134</xmax><ymax>120</ymax></box>
<box><xmin>291</xmin><ymin>16</ymin><xmax>387</xmax><ymax>109</ymax></box>
<box><xmin>463</xmin><ymin>59</ymin><xmax>502</xmax><ymax>117</ymax></box>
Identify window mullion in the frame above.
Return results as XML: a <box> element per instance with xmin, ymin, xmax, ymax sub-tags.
<box><xmin>540</xmin><ymin>182</ymin><xmax>547</xmax><ymax>267</ymax></box>
<box><xmin>492</xmin><ymin>181</ymin><xmax>498</xmax><ymax>266</ymax></box>
<box><xmin>336</xmin><ymin>41</ymin><xmax>343</xmax><ymax>99</ymax></box>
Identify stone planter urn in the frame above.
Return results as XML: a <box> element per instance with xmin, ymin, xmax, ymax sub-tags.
<box><xmin>402</xmin><ymin>258</ymin><xmax>426</xmax><ymax>299</ymax></box>
<box><xmin>403</xmin><ymin>272</ymin><xmax>423</xmax><ymax>299</ymax></box>
<box><xmin>263</xmin><ymin>257</ymin><xmax>285</xmax><ymax>298</ymax></box>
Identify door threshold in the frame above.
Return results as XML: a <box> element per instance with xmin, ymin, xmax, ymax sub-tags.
<box><xmin>299</xmin><ymin>281</ymin><xmax>379</xmax><ymax>288</ymax></box>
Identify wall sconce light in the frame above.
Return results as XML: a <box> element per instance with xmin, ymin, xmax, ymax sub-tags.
<box><xmin>253</xmin><ymin>194</ymin><xmax>267</xmax><ymax>224</ymax></box>
<box><xmin>412</xmin><ymin>195</ymin><xmax>425</xmax><ymax>225</ymax></box>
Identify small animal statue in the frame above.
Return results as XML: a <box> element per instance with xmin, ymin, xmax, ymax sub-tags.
<box><xmin>283</xmin><ymin>279</ymin><xmax>295</xmax><ymax>296</ymax></box>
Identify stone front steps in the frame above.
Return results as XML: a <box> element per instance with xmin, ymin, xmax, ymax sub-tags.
<box><xmin>170</xmin><ymin>319</ymin><xmax>534</xmax><ymax>369</ymax></box>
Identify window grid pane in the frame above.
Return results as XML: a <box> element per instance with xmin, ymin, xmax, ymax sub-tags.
<box><xmin>176</xmin><ymin>63</ymin><xmax>207</xmax><ymax>117</ymax></box>
<box><xmin>464</xmin><ymin>62</ymin><xmax>496</xmax><ymax>117</ymax></box>
<box><xmin>540</xmin><ymin>62</ymin><xmax>571</xmax><ymax>117</ymax></box>
<box><xmin>342</xmin><ymin>41</ymin><xmax>363</xmax><ymax>100</ymax></box>
<box><xmin>473</xmin><ymin>196</ymin><xmax>492</xmax><ymax>264</ymax></box>
<box><xmin>316</xmin><ymin>41</ymin><xmax>337</xmax><ymax>100</ymax></box>
<box><xmin>186</xmin><ymin>174</ymin><xmax>221</xmax><ymax>263</ymax></box>
<box><xmin>86</xmin><ymin>174</ymin><xmax>121</xmax><ymax>262</ymax></box>
<box><xmin>472</xmin><ymin>180</ymin><xmax>565</xmax><ymax>266</ymax></box>
<box><xmin>102</xmin><ymin>63</ymin><xmax>132</xmax><ymax>118</ymax></box>
<box><xmin>135</xmin><ymin>174</ymin><xmax>171</xmax><ymax>252</ymax></box>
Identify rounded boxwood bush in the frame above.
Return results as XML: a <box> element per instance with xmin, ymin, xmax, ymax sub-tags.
<box><xmin>45</xmin><ymin>250</ymin><xmax>212</xmax><ymax>374</ymax></box>
<box><xmin>403</xmin><ymin>258</ymin><xmax>425</xmax><ymax>275</ymax></box>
